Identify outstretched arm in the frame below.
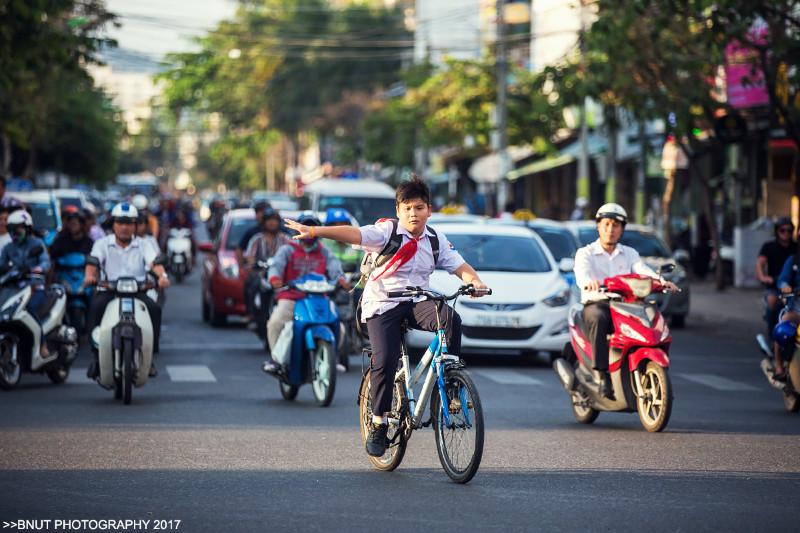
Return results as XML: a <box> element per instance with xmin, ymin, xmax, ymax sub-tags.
<box><xmin>284</xmin><ymin>219</ymin><xmax>362</xmax><ymax>245</ymax></box>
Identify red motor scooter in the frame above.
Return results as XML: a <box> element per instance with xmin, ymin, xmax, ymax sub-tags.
<box><xmin>553</xmin><ymin>269</ymin><xmax>676</xmax><ymax>432</ymax></box>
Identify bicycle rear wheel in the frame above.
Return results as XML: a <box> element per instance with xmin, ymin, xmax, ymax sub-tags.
<box><xmin>358</xmin><ymin>370</ymin><xmax>407</xmax><ymax>471</ymax></box>
<box><xmin>432</xmin><ymin>367</ymin><xmax>484</xmax><ymax>484</ymax></box>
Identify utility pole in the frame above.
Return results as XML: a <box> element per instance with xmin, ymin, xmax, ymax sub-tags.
<box><xmin>577</xmin><ymin>1</ymin><xmax>590</xmax><ymax>204</ymax></box>
<box><xmin>495</xmin><ymin>0</ymin><xmax>509</xmax><ymax>215</ymax></box>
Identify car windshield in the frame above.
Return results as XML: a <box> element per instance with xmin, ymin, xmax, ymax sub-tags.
<box><xmin>532</xmin><ymin>227</ymin><xmax>577</xmax><ymax>261</ymax></box>
<box><xmin>620</xmin><ymin>231</ymin><xmax>671</xmax><ymax>258</ymax></box>
<box><xmin>28</xmin><ymin>202</ymin><xmax>58</xmax><ymax>232</ymax></box>
<box><xmin>577</xmin><ymin>227</ymin><xmax>597</xmax><ymax>246</ymax></box>
<box><xmin>445</xmin><ymin>234</ymin><xmax>551</xmax><ymax>273</ymax></box>
<box><xmin>317</xmin><ymin>196</ymin><xmax>396</xmax><ymax>226</ymax></box>
<box><xmin>224</xmin><ymin>218</ymin><xmax>257</xmax><ymax>250</ymax></box>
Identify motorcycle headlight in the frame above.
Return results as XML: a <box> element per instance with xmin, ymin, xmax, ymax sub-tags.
<box><xmin>115</xmin><ymin>279</ymin><xmax>139</xmax><ymax>294</ymax></box>
<box><xmin>296</xmin><ymin>280</ymin><xmax>336</xmax><ymax>293</ymax></box>
<box><xmin>619</xmin><ymin>323</ymin><xmax>647</xmax><ymax>342</ymax></box>
<box><xmin>543</xmin><ymin>286</ymin><xmax>571</xmax><ymax>307</ymax></box>
<box><xmin>626</xmin><ymin>278</ymin><xmax>653</xmax><ymax>298</ymax></box>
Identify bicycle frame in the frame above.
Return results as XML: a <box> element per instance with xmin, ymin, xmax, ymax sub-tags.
<box><xmin>395</xmin><ymin>309</ymin><xmax>470</xmax><ymax>431</ymax></box>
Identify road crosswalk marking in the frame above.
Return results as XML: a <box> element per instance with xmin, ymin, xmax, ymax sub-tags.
<box><xmin>476</xmin><ymin>369</ymin><xmax>544</xmax><ymax>385</ymax></box>
<box><xmin>68</xmin><ymin>365</ymin><xmax>218</xmax><ymax>384</ymax></box>
<box><xmin>160</xmin><ymin>343</ymin><xmax>263</xmax><ymax>351</ymax></box>
<box><xmin>676</xmin><ymin>373</ymin><xmax>758</xmax><ymax>392</ymax></box>
<box><xmin>166</xmin><ymin>365</ymin><xmax>217</xmax><ymax>382</ymax></box>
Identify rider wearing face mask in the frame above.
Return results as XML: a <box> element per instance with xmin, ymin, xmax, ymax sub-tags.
<box><xmin>573</xmin><ymin>203</ymin><xmax>678</xmax><ymax>400</ymax></box>
<box><xmin>0</xmin><ymin>209</ymin><xmax>51</xmax><ymax>357</ymax></box>
<box><xmin>261</xmin><ymin>212</ymin><xmax>347</xmax><ymax>374</ymax></box>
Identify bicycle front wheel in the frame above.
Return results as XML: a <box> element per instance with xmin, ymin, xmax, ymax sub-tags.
<box><xmin>358</xmin><ymin>370</ymin><xmax>407</xmax><ymax>471</ymax></box>
<box><xmin>432</xmin><ymin>368</ymin><xmax>484</xmax><ymax>484</ymax></box>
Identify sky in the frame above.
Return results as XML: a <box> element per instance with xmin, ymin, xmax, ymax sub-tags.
<box><xmin>102</xmin><ymin>0</ymin><xmax>239</xmax><ymax>72</ymax></box>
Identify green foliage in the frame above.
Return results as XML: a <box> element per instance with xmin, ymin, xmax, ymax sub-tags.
<box><xmin>159</xmin><ymin>0</ymin><xmax>411</xmax><ymax>186</ymax></box>
<box><xmin>0</xmin><ymin>0</ymin><xmax>118</xmax><ymax>182</ymax></box>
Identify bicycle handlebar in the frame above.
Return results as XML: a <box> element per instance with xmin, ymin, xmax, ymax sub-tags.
<box><xmin>387</xmin><ymin>284</ymin><xmax>492</xmax><ymax>300</ymax></box>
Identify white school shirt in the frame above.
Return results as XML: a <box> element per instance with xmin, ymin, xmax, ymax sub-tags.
<box><xmin>573</xmin><ymin>239</ymin><xmax>659</xmax><ymax>303</ymax></box>
<box><xmin>356</xmin><ymin>220</ymin><xmax>466</xmax><ymax>320</ymax></box>
<box><xmin>90</xmin><ymin>235</ymin><xmax>158</xmax><ymax>282</ymax></box>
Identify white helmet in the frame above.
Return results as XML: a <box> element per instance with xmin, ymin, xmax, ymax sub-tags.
<box><xmin>111</xmin><ymin>202</ymin><xmax>138</xmax><ymax>220</ymax></box>
<box><xmin>595</xmin><ymin>203</ymin><xmax>628</xmax><ymax>225</ymax></box>
<box><xmin>132</xmin><ymin>194</ymin><xmax>149</xmax><ymax>210</ymax></box>
<box><xmin>7</xmin><ymin>210</ymin><xmax>33</xmax><ymax>228</ymax></box>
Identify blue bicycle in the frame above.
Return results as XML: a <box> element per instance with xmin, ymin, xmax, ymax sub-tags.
<box><xmin>358</xmin><ymin>284</ymin><xmax>490</xmax><ymax>483</ymax></box>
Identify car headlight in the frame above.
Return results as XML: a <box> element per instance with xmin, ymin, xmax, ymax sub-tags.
<box><xmin>220</xmin><ymin>257</ymin><xmax>239</xmax><ymax>279</ymax></box>
<box><xmin>115</xmin><ymin>279</ymin><xmax>139</xmax><ymax>294</ymax></box>
<box><xmin>543</xmin><ymin>287</ymin><xmax>571</xmax><ymax>307</ymax></box>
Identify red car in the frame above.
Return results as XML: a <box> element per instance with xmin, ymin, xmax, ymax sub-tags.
<box><xmin>199</xmin><ymin>208</ymin><xmax>258</xmax><ymax>326</ymax></box>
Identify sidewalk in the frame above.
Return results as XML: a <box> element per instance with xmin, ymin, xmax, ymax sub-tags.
<box><xmin>687</xmin><ymin>280</ymin><xmax>764</xmax><ymax>341</ymax></box>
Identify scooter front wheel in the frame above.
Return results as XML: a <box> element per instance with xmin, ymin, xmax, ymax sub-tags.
<box><xmin>122</xmin><ymin>338</ymin><xmax>134</xmax><ymax>405</ymax></box>
<box><xmin>311</xmin><ymin>340</ymin><xmax>336</xmax><ymax>407</ymax></box>
<box><xmin>636</xmin><ymin>361</ymin><xmax>672</xmax><ymax>432</ymax></box>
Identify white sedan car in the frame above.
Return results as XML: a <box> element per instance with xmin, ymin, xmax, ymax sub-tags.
<box><xmin>407</xmin><ymin>224</ymin><xmax>573</xmax><ymax>357</ymax></box>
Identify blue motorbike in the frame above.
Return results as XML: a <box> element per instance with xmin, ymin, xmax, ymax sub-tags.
<box><xmin>272</xmin><ymin>273</ymin><xmax>340</xmax><ymax>407</ymax></box>
<box><xmin>54</xmin><ymin>252</ymin><xmax>92</xmax><ymax>335</ymax></box>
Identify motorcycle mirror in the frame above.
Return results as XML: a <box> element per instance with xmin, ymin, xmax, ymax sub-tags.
<box><xmin>659</xmin><ymin>263</ymin><xmax>676</xmax><ymax>275</ymax></box>
<box><xmin>558</xmin><ymin>257</ymin><xmax>575</xmax><ymax>273</ymax></box>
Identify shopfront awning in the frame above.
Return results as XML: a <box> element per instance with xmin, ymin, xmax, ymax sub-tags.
<box><xmin>507</xmin><ymin>154</ymin><xmax>575</xmax><ymax>182</ymax></box>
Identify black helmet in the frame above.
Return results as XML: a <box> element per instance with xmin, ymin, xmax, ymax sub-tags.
<box><xmin>253</xmin><ymin>200</ymin><xmax>271</xmax><ymax>212</ymax></box>
<box><xmin>261</xmin><ymin>207</ymin><xmax>281</xmax><ymax>222</ymax></box>
<box><xmin>775</xmin><ymin>216</ymin><xmax>794</xmax><ymax>236</ymax></box>
<box><xmin>296</xmin><ymin>212</ymin><xmax>321</xmax><ymax>227</ymax></box>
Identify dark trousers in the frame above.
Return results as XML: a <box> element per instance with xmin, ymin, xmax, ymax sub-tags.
<box><xmin>366</xmin><ymin>301</ymin><xmax>462</xmax><ymax>416</ymax></box>
<box><xmin>244</xmin><ymin>270</ymin><xmax>263</xmax><ymax>318</ymax></box>
<box><xmin>88</xmin><ymin>292</ymin><xmax>161</xmax><ymax>353</ymax></box>
<box><xmin>583</xmin><ymin>301</ymin><xmax>612</xmax><ymax>371</ymax></box>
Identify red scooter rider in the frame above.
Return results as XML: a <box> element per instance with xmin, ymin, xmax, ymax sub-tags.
<box><xmin>573</xmin><ymin>204</ymin><xmax>678</xmax><ymax>399</ymax></box>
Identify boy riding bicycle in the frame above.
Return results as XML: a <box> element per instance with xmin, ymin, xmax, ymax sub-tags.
<box><xmin>284</xmin><ymin>176</ymin><xmax>490</xmax><ymax>457</ymax></box>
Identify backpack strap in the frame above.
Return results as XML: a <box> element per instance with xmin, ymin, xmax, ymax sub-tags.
<box><xmin>426</xmin><ymin>225</ymin><xmax>440</xmax><ymax>266</ymax></box>
<box><xmin>373</xmin><ymin>219</ymin><xmax>403</xmax><ymax>269</ymax></box>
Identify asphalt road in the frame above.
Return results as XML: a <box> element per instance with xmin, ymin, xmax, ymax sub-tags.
<box><xmin>1</xmin><ymin>268</ymin><xmax>798</xmax><ymax>533</ymax></box>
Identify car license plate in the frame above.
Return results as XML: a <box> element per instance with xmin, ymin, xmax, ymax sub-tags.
<box><xmin>475</xmin><ymin>314</ymin><xmax>521</xmax><ymax>328</ymax></box>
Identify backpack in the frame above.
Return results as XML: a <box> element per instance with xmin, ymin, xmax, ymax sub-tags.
<box><xmin>355</xmin><ymin>219</ymin><xmax>440</xmax><ymax>289</ymax></box>
<box><xmin>354</xmin><ymin>219</ymin><xmax>440</xmax><ymax>339</ymax></box>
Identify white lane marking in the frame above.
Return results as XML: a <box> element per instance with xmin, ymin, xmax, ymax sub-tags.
<box><xmin>676</xmin><ymin>373</ymin><xmax>758</xmax><ymax>392</ymax></box>
<box><xmin>166</xmin><ymin>365</ymin><xmax>217</xmax><ymax>383</ymax></box>
<box><xmin>160</xmin><ymin>343</ymin><xmax>263</xmax><ymax>351</ymax></box>
<box><xmin>476</xmin><ymin>369</ymin><xmax>544</xmax><ymax>385</ymax></box>
<box><xmin>67</xmin><ymin>369</ymin><xmax>95</xmax><ymax>385</ymax></box>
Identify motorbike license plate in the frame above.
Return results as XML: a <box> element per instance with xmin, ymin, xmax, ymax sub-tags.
<box><xmin>172</xmin><ymin>255</ymin><xmax>185</xmax><ymax>263</ymax></box>
<box><xmin>121</xmin><ymin>298</ymin><xmax>134</xmax><ymax>314</ymax></box>
<box><xmin>475</xmin><ymin>314</ymin><xmax>521</xmax><ymax>328</ymax></box>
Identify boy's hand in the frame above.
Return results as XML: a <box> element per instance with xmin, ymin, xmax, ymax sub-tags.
<box><xmin>284</xmin><ymin>219</ymin><xmax>311</xmax><ymax>239</ymax></box>
<box><xmin>470</xmin><ymin>279</ymin><xmax>490</xmax><ymax>298</ymax></box>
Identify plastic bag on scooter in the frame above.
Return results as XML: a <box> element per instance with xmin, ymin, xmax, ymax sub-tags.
<box><xmin>272</xmin><ymin>321</ymin><xmax>293</xmax><ymax>367</ymax></box>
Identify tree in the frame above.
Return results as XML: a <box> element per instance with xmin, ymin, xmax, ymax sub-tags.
<box><xmin>540</xmin><ymin>0</ymin><xmax>800</xmax><ymax>289</ymax></box>
<box><xmin>0</xmin><ymin>0</ymin><xmax>118</xmax><ymax>183</ymax></box>
<box><xmin>159</xmin><ymin>0</ymin><xmax>411</xmax><ymax>188</ymax></box>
